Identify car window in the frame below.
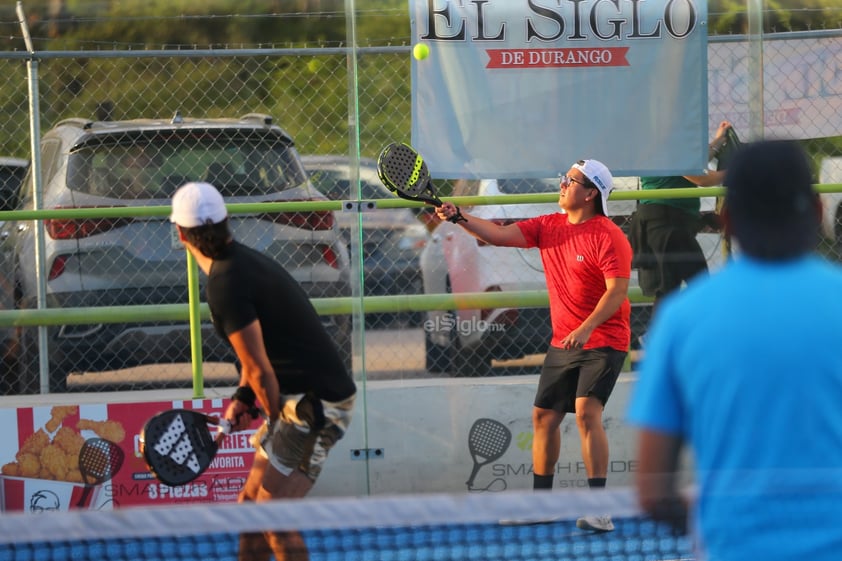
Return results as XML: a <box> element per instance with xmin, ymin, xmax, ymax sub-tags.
<box><xmin>452</xmin><ymin>178</ymin><xmax>480</xmax><ymax>197</ymax></box>
<box><xmin>0</xmin><ymin>165</ymin><xmax>27</xmax><ymax>211</ymax></box>
<box><xmin>496</xmin><ymin>178</ymin><xmax>558</xmax><ymax>194</ymax></box>
<box><xmin>66</xmin><ymin>136</ymin><xmax>308</xmax><ymax>200</ymax></box>
<box><xmin>308</xmin><ymin>169</ymin><xmax>351</xmax><ymax>199</ymax></box>
<box><xmin>307</xmin><ymin>166</ymin><xmax>390</xmax><ymax>200</ymax></box>
<box><xmin>42</xmin><ymin>141</ymin><xmax>61</xmax><ymax>186</ymax></box>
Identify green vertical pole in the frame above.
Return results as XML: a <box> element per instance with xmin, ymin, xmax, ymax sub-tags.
<box><xmin>187</xmin><ymin>252</ymin><xmax>205</xmax><ymax>398</ymax></box>
<box><xmin>746</xmin><ymin>0</ymin><xmax>764</xmax><ymax>141</ymax></box>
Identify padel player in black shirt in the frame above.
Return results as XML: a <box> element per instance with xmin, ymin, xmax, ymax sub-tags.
<box><xmin>170</xmin><ymin>181</ymin><xmax>355</xmax><ymax>561</ymax></box>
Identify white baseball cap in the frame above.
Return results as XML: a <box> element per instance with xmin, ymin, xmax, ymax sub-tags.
<box><xmin>170</xmin><ymin>182</ymin><xmax>228</xmax><ymax>227</ymax></box>
<box><xmin>572</xmin><ymin>159</ymin><xmax>614</xmax><ymax>216</ymax></box>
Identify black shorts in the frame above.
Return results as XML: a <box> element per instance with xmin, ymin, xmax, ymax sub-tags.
<box><xmin>534</xmin><ymin>346</ymin><xmax>627</xmax><ymax>414</ymax></box>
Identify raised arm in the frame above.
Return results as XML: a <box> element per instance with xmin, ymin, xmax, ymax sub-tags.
<box><xmin>684</xmin><ymin>120</ymin><xmax>733</xmax><ymax>186</ymax></box>
<box><xmin>436</xmin><ymin>201</ymin><xmax>529</xmax><ymax>247</ymax></box>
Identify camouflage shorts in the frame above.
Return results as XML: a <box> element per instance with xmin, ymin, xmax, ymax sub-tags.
<box><xmin>251</xmin><ymin>392</ymin><xmax>355</xmax><ymax>481</ymax></box>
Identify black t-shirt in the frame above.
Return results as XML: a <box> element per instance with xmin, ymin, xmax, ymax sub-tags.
<box><xmin>206</xmin><ymin>241</ymin><xmax>355</xmax><ymax>402</ymax></box>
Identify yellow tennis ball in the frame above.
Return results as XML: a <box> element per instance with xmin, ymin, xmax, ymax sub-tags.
<box><xmin>413</xmin><ymin>43</ymin><xmax>429</xmax><ymax>61</ymax></box>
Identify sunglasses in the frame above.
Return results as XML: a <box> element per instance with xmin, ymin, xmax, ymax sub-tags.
<box><xmin>559</xmin><ymin>174</ymin><xmax>592</xmax><ymax>189</ymax></box>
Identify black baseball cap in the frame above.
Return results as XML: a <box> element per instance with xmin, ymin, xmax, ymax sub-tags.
<box><xmin>724</xmin><ymin>140</ymin><xmax>818</xmax><ymax>260</ymax></box>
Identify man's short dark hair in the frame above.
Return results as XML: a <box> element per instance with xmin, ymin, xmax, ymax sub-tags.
<box><xmin>724</xmin><ymin>139</ymin><xmax>818</xmax><ymax>260</ymax></box>
<box><xmin>180</xmin><ymin>218</ymin><xmax>231</xmax><ymax>258</ymax></box>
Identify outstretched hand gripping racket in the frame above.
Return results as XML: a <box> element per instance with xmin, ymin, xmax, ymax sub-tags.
<box><xmin>465</xmin><ymin>418</ymin><xmax>512</xmax><ymax>490</ymax></box>
<box><xmin>376</xmin><ymin>142</ymin><xmax>466</xmax><ymax>223</ymax></box>
<box><xmin>76</xmin><ymin>437</ymin><xmax>125</xmax><ymax>508</ymax></box>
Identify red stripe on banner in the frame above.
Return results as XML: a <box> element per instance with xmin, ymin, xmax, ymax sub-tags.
<box><xmin>2</xmin><ymin>477</ymin><xmax>25</xmax><ymax>511</ymax></box>
<box><xmin>486</xmin><ymin>47</ymin><xmax>629</xmax><ymax>68</ymax></box>
<box><xmin>69</xmin><ymin>484</ymin><xmax>94</xmax><ymax>509</ymax></box>
<box><xmin>17</xmin><ymin>408</ymin><xmax>34</xmax><ymax>448</ymax></box>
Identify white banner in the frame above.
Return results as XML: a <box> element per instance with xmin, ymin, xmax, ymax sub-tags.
<box><xmin>708</xmin><ymin>35</ymin><xmax>842</xmax><ymax>141</ymax></box>
<box><xmin>410</xmin><ymin>0</ymin><xmax>709</xmax><ymax>178</ymax></box>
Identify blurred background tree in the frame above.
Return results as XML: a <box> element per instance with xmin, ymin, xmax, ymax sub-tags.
<box><xmin>709</xmin><ymin>0</ymin><xmax>842</xmax><ymax>34</ymax></box>
<box><xmin>2</xmin><ymin>1</ymin><xmax>837</xmax><ymax>51</ymax></box>
<box><xmin>0</xmin><ymin>1</ymin><xmax>838</xmax><ymax>167</ymax></box>
<box><xmin>0</xmin><ymin>0</ymin><xmax>411</xmax><ymax>50</ymax></box>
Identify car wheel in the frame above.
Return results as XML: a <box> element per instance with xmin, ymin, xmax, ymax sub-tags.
<box><xmin>18</xmin><ymin>328</ymin><xmax>68</xmax><ymax>394</ymax></box>
<box><xmin>451</xmin><ymin>338</ymin><xmax>493</xmax><ymax>378</ymax></box>
<box><xmin>424</xmin><ymin>327</ymin><xmax>452</xmax><ymax>373</ymax></box>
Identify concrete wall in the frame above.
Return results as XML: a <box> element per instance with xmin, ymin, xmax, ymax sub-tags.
<box><xmin>0</xmin><ymin>372</ymin><xmax>693</xmax><ymax>506</ymax></box>
<box><xmin>313</xmin><ymin>373</ymin><xmax>650</xmax><ymax>497</ymax></box>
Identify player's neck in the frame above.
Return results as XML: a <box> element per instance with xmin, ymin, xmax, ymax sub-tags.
<box><xmin>185</xmin><ymin>243</ymin><xmax>215</xmax><ymax>274</ymax></box>
<box><xmin>565</xmin><ymin>207</ymin><xmax>598</xmax><ymax>224</ymax></box>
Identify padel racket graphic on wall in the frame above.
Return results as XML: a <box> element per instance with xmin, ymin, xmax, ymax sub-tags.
<box><xmin>76</xmin><ymin>437</ymin><xmax>124</xmax><ymax>508</ymax></box>
<box><xmin>465</xmin><ymin>418</ymin><xmax>512</xmax><ymax>491</ymax></box>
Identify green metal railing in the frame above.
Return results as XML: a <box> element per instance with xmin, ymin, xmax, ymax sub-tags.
<box><xmin>2</xmin><ymin>184</ymin><xmax>838</xmax><ymax>395</ymax></box>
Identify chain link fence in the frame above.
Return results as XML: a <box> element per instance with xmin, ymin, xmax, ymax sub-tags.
<box><xmin>0</xmin><ymin>29</ymin><xmax>841</xmax><ymax>394</ymax></box>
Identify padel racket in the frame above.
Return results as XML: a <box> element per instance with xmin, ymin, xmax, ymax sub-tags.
<box><xmin>140</xmin><ymin>409</ymin><xmax>232</xmax><ymax>487</ymax></box>
<box><xmin>465</xmin><ymin>418</ymin><xmax>512</xmax><ymax>490</ymax></box>
<box><xmin>76</xmin><ymin>437</ymin><xmax>125</xmax><ymax>508</ymax></box>
<box><xmin>716</xmin><ymin>126</ymin><xmax>742</xmax><ymax>170</ymax></box>
<box><xmin>376</xmin><ymin>142</ymin><xmax>467</xmax><ymax>223</ymax></box>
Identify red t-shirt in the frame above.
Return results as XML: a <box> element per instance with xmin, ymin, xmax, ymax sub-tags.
<box><xmin>517</xmin><ymin>213</ymin><xmax>631</xmax><ymax>352</ymax></box>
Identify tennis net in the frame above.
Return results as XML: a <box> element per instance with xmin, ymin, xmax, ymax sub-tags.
<box><xmin>0</xmin><ymin>487</ymin><xmax>692</xmax><ymax>561</ymax></box>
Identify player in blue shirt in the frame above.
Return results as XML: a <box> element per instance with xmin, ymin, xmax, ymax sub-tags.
<box><xmin>628</xmin><ymin>140</ymin><xmax>842</xmax><ymax>561</ymax></box>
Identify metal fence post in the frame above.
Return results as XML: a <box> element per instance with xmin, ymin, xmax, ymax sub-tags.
<box><xmin>186</xmin><ymin>252</ymin><xmax>205</xmax><ymax>398</ymax></box>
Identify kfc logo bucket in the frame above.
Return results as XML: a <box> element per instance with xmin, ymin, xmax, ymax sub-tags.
<box><xmin>1</xmin><ymin>475</ymin><xmax>99</xmax><ymax>512</ymax></box>
<box><xmin>0</xmin><ymin>404</ymin><xmax>126</xmax><ymax>512</ymax></box>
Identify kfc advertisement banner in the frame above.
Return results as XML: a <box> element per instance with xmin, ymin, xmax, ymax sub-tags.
<box><xmin>0</xmin><ymin>399</ymin><xmax>253</xmax><ymax>512</ymax></box>
<box><xmin>410</xmin><ymin>0</ymin><xmax>709</xmax><ymax>178</ymax></box>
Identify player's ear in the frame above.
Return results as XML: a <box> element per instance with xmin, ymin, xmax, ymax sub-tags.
<box><xmin>176</xmin><ymin>225</ymin><xmax>187</xmax><ymax>242</ymax></box>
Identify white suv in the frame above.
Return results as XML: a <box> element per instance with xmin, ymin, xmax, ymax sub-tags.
<box><xmin>419</xmin><ymin>177</ymin><xmax>724</xmax><ymax>377</ymax></box>
<box><xmin>819</xmin><ymin>157</ymin><xmax>842</xmax><ymax>247</ymax></box>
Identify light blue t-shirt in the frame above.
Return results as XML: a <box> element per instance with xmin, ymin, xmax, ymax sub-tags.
<box><xmin>627</xmin><ymin>254</ymin><xmax>842</xmax><ymax>561</ymax></box>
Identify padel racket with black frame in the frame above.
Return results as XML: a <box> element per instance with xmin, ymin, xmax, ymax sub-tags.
<box><xmin>712</xmin><ymin>125</ymin><xmax>742</xmax><ymax>171</ymax></box>
<box><xmin>140</xmin><ymin>409</ymin><xmax>233</xmax><ymax>487</ymax></box>
<box><xmin>376</xmin><ymin>142</ymin><xmax>467</xmax><ymax>223</ymax></box>
<box><xmin>76</xmin><ymin>437</ymin><xmax>125</xmax><ymax>508</ymax></box>
<box><xmin>465</xmin><ymin>418</ymin><xmax>512</xmax><ymax>490</ymax></box>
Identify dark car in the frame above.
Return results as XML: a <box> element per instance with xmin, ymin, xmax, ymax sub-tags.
<box><xmin>0</xmin><ymin>157</ymin><xmax>28</xmax><ymax>393</ymax></box>
<box><xmin>0</xmin><ymin>157</ymin><xmax>28</xmax><ymax>211</ymax></box>
<box><xmin>301</xmin><ymin>155</ymin><xmax>428</xmax><ymax>327</ymax></box>
<box><xmin>2</xmin><ymin>114</ymin><xmax>351</xmax><ymax>393</ymax></box>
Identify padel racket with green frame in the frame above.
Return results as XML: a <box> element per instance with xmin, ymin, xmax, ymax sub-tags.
<box><xmin>376</xmin><ymin>142</ymin><xmax>467</xmax><ymax>223</ymax></box>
